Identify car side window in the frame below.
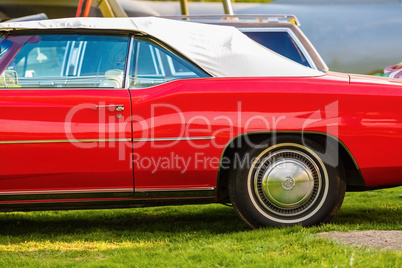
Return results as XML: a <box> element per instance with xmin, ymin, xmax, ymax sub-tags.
<box><xmin>129</xmin><ymin>38</ymin><xmax>208</xmax><ymax>88</ymax></box>
<box><xmin>0</xmin><ymin>34</ymin><xmax>129</xmax><ymax>88</ymax></box>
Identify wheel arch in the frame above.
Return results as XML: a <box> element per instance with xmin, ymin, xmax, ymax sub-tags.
<box><xmin>216</xmin><ymin>131</ymin><xmax>365</xmax><ymax>202</ymax></box>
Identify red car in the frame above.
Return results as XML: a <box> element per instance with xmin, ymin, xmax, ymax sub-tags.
<box><xmin>0</xmin><ymin>17</ymin><xmax>400</xmax><ymax>228</ymax></box>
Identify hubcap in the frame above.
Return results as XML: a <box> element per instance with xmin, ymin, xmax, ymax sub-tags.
<box><xmin>254</xmin><ymin>149</ymin><xmax>322</xmax><ymax>216</ymax></box>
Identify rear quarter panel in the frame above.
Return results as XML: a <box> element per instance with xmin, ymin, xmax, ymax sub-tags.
<box><xmin>130</xmin><ymin>73</ymin><xmax>402</xmax><ymax>189</ymax></box>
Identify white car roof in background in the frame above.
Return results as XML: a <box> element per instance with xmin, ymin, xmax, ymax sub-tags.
<box><xmin>0</xmin><ymin>17</ymin><xmax>323</xmax><ymax>78</ymax></box>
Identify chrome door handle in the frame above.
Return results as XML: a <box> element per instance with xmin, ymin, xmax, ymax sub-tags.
<box><xmin>94</xmin><ymin>105</ymin><xmax>124</xmax><ymax>112</ymax></box>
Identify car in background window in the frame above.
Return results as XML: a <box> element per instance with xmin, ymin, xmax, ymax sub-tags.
<box><xmin>0</xmin><ymin>17</ymin><xmax>400</xmax><ymax>229</ymax></box>
<box><xmin>162</xmin><ymin>15</ymin><xmax>328</xmax><ymax>72</ymax></box>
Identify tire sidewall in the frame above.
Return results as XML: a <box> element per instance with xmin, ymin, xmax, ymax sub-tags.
<box><xmin>231</xmin><ymin>135</ymin><xmax>344</xmax><ymax>228</ymax></box>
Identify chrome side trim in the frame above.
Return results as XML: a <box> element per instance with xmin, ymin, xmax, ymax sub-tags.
<box><xmin>133</xmin><ymin>136</ymin><xmax>215</xmax><ymax>142</ymax></box>
<box><xmin>0</xmin><ymin>187</ymin><xmax>216</xmax><ymax>202</ymax></box>
<box><xmin>0</xmin><ymin>137</ymin><xmax>215</xmax><ymax>145</ymax></box>
<box><xmin>0</xmin><ymin>196</ymin><xmax>216</xmax><ymax>212</ymax></box>
<box><xmin>135</xmin><ymin>187</ymin><xmax>215</xmax><ymax>192</ymax></box>
<box><xmin>0</xmin><ymin>138</ymin><xmax>131</xmax><ymax>145</ymax></box>
<box><xmin>135</xmin><ymin>187</ymin><xmax>216</xmax><ymax>198</ymax></box>
<box><xmin>0</xmin><ymin>188</ymin><xmax>133</xmax><ymax>195</ymax></box>
<box><xmin>0</xmin><ymin>190</ymin><xmax>134</xmax><ymax>202</ymax></box>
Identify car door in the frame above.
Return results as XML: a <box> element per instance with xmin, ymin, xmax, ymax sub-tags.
<box><xmin>0</xmin><ymin>33</ymin><xmax>134</xmax><ymax>203</ymax></box>
<box><xmin>127</xmin><ymin>37</ymin><xmax>218</xmax><ymax>198</ymax></box>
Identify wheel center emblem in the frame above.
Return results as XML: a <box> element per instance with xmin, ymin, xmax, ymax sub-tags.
<box><xmin>282</xmin><ymin>176</ymin><xmax>296</xmax><ymax>190</ymax></box>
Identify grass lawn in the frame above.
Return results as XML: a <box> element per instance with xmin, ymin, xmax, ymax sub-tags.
<box><xmin>0</xmin><ymin>186</ymin><xmax>400</xmax><ymax>267</ymax></box>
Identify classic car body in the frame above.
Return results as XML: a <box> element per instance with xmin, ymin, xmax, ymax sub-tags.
<box><xmin>0</xmin><ymin>17</ymin><xmax>400</xmax><ymax>228</ymax></box>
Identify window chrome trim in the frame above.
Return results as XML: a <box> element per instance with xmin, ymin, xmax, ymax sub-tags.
<box><xmin>61</xmin><ymin>40</ymin><xmax>72</xmax><ymax>76</ymax></box>
<box><xmin>74</xmin><ymin>41</ymin><xmax>84</xmax><ymax>76</ymax></box>
<box><xmin>77</xmin><ymin>41</ymin><xmax>87</xmax><ymax>76</ymax></box>
<box><xmin>65</xmin><ymin>41</ymin><xmax>76</xmax><ymax>76</ymax></box>
<box><xmin>124</xmin><ymin>37</ymin><xmax>134</xmax><ymax>89</ymax></box>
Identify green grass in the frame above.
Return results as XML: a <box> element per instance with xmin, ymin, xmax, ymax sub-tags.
<box><xmin>0</xmin><ymin>186</ymin><xmax>400</xmax><ymax>267</ymax></box>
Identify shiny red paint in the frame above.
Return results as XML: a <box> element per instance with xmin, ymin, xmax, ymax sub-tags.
<box><xmin>1</xmin><ymin>72</ymin><xmax>402</xmax><ymax>208</ymax></box>
<box><xmin>130</xmin><ymin>72</ymin><xmax>402</xmax><ymax>189</ymax></box>
<box><xmin>0</xmin><ymin>89</ymin><xmax>133</xmax><ymax>192</ymax></box>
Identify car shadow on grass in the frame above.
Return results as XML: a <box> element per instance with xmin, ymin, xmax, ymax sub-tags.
<box><xmin>0</xmin><ymin>204</ymin><xmax>248</xmax><ymax>240</ymax></box>
<box><xmin>0</xmin><ymin>203</ymin><xmax>400</xmax><ymax>242</ymax></box>
<box><xmin>333</xmin><ymin>206</ymin><xmax>401</xmax><ymax>228</ymax></box>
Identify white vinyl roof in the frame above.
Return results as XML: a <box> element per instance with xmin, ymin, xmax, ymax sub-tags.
<box><xmin>0</xmin><ymin>17</ymin><xmax>323</xmax><ymax>78</ymax></box>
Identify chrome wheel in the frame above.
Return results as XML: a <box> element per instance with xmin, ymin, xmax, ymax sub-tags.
<box><xmin>253</xmin><ymin>149</ymin><xmax>322</xmax><ymax>216</ymax></box>
<box><xmin>229</xmin><ymin>136</ymin><xmax>346</xmax><ymax>228</ymax></box>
